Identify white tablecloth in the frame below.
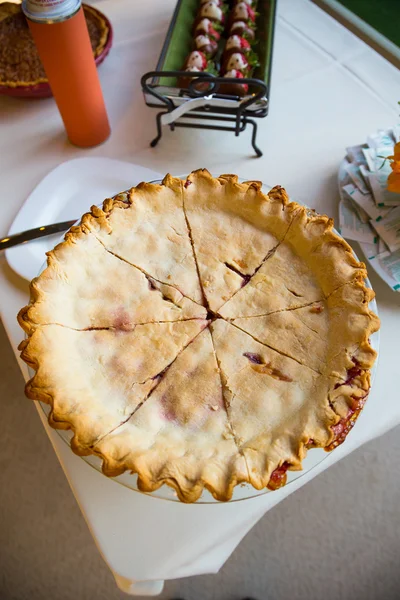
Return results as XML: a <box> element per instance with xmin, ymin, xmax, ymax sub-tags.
<box><xmin>1</xmin><ymin>0</ymin><xmax>400</xmax><ymax>591</ymax></box>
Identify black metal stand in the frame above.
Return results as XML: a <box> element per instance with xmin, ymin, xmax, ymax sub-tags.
<box><xmin>141</xmin><ymin>71</ymin><xmax>269</xmax><ymax>157</ymax></box>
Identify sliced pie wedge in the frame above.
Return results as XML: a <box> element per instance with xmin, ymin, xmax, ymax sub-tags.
<box><xmin>18</xmin><ymin>228</ymin><xmax>206</xmax><ymax>334</ymax></box>
<box><xmin>19</xmin><ymin>320</ymin><xmax>207</xmax><ymax>454</ymax></box>
<box><xmin>219</xmin><ymin>242</ymin><xmax>323</xmax><ymax>318</ymax></box>
<box><xmin>183</xmin><ymin>170</ymin><xmax>297</xmax><ymax>312</ymax></box>
<box><xmin>284</xmin><ymin>208</ymin><xmax>367</xmax><ymax>296</ymax></box>
<box><xmin>81</xmin><ymin>175</ymin><xmax>203</xmax><ymax>304</ymax></box>
<box><xmin>94</xmin><ymin>328</ymin><xmax>249</xmax><ymax>502</ymax></box>
<box><xmin>219</xmin><ymin>207</ymin><xmax>367</xmax><ymax>319</ymax></box>
<box><xmin>211</xmin><ymin>319</ymin><xmax>339</xmax><ymax>490</ymax></box>
<box><xmin>232</xmin><ymin>305</ymin><xmax>327</xmax><ymax>373</ymax></box>
<box><xmin>231</xmin><ymin>280</ymin><xmax>379</xmax><ymax>378</ymax></box>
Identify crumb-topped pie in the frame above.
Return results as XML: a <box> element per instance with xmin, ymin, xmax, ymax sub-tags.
<box><xmin>18</xmin><ymin>170</ymin><xmax>380</xmax><ymax>502</ymax></box>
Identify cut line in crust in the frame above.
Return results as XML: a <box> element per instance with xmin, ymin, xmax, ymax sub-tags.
<box><xmin>80</xmin><ymin>175</ymin><xmax>204</xmax><ymax>305</ymax></box>
<box><xmin>208</xmin><ymin>323</ymin><xmax>253</xmax><ymax>485</ymax></box>
<box><xmin>218</xmin><ymin>207</ymin><xmax>368</xmax><ymax>321</ymax></box>
<box><xmin>89</xmin><ymin>326</ymin><xmax>209</xmax><ymax>451</ymax></box>
<box><xmin>222</xmin><ymin>299</ymin><xmax>325</xmax><ymax>320</ymax></box>
<box><xmin>19</xmin><ymin>317</ymin><xmax>208</xmax><ymax>334</ymax></box>
<box><xmin>92</xmin><ymin>328</ymin><xmax>249</xmax><ymax>502</ymax></box>
<box><xmin>182</xmin><ymin>170</ymin><xmax>299</xmax><ymax>312</ymax></box>
<box><xmin>230</xmin><ymin>279</ymin><xmax>378</xmax><ymax>381</ymax></box>
<box><xmin>94</xmin><ymin>237</ymin><xmax>206</xmax><ymax>310</ymax></box>
<box><xmin>19</xmin><ymin>320</ymin><xmax>209</xmax><ymax>455</ymax></box>
<box><xmin>182</xmin><ymin>187</ymin><xmax>209</xmax><ymax>309</ymax></box>
<box><xmin>216</xmin><ymin>225</ymin><xmax>294</xmax><ymax>315</ymax></box>
<box><xmin>18</xmin><ymin>228</ymin><xmax>206</xmax><ymax>335</ymax></box>
<box><xmin>209</xmin><ymin>318</ymin><xmax>373</xmax><ymax>491</ymax></box>
<box><xmin>228</xmin><ymin>320</ymin><xmax>323</xmax><ymax>375</ymax></box>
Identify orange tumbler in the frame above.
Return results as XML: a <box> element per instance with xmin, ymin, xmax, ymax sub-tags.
<box><xmin>23</xmin><ymin>0</ymin><xmax>110</xmax><ymax>147</ymax></box>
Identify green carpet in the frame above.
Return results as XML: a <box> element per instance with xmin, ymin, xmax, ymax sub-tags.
<box><xmin>337</xmin><ymin>0</ymin><xmax>400</xmax><ymax>47</ymax></box>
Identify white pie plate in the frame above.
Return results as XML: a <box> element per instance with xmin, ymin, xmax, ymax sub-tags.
<box><xmin>23</xmin><ymin>169</ymin><xmax>379</xmax><ymax>503</ymax></box>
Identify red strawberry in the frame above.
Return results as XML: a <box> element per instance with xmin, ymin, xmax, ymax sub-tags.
<box><xmin>199</xmin><ymin>2</ymin><xmax>225</xmax><ymax>24</ymax></box>
<box><xmin>248</xmin><ymin>6</ymin><xmax>256</xmax><ymax>21</ymax></box>
<box><xmin>225</xmin><ymin>69</ymin><xmax>244</xmax><ymax>79</ymax></box>
<box><xmin>194</xmin><ymin>35</ymin><xmax>218</xmax><ymax>58</ymax></box>
<box><xmin>220</xmin><ymin>69</ymin><xmax>249</xmax><ymax>96</ymax></box>
<box><xmin>231</xmin><ymin>2</ymin><xmax>256</xmax><ymax>23</ymax></box>
<box><xmin>179</xmin><ymin>51</ymin><xmax>210</xmax><ymax>90</ymax></box>
<box><xmin>225</xmin><ymin>35</ymin><xmax>251</xmax><ymax>54</ymax></box>
<box><xmin>233</xmin><ymin>0</ymin><xmax>257</xmax><ymax>5</ymax></box>
<box><xmin>183</xmin><ymin>51</ymin><xmax>208</xmax><ymax>71</ymax></box>
<box><xmin>222</xmin><ymin>51</ymin><xmax>250</xmax><ymax>75</ymax></box>
<box><xmin>209</xmin><ymin>24</ymin><xmax>221</xmax><ymax>41</ymax></box>
<box><xmin>193</xmin><ymin>18</ymin><xmax>221</xmax><ymax>41</ymax></box>
<box><xmin>229</xmin><ymin>20</ymin><xmax>255</xmax><ymax>40</ymax></box>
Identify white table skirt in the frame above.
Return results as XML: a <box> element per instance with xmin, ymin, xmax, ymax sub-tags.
<box><xmin>1</xmin><ymin>0</ymin><xmax>400</xmax><ymax>593</ymax></box>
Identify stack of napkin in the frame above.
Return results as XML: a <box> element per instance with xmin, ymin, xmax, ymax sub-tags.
<box><xmin>338</xmin><ymin>128</ymin><xmax>400</xmax><ymax>292</ymax></box>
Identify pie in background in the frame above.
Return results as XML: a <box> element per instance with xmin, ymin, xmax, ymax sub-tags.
<box><xmin>0</xmin><ymin>2</ymin><xmax>109</xmax><ymax>88</ymax></box>
<box><xmin>18</xmin><ymin>170</ymin><xmax>380</xmax><ymax>503</ymax></box>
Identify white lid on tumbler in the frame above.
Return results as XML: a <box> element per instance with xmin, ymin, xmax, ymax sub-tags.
<box><xmin>22</xmin><ymin>0</ymin><xmax>81</xmax><ymax>23</ymax></box>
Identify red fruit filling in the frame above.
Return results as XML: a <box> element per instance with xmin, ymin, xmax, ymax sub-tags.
<box><xmin>326</xmin><ymin>393</ymin><xmax>368</xmax><ymax>451</ymax></box>
<box><xmin>309</xmin><ymin>304</ymin><xmax>323</xmax><ymax>313</ymax></box>
<box><xmin>266</xmin><ymin>359</ymin><xmax>370</xmax><ymax>490</ymax></box>
<box><xmin>243</xmin><ymin>352</ymin><xmax>263</xmax><ymax>364</ymax></box>
<box><xmin>334</xmin><ymin>360</ymin><xmax>362</xmax><ymax>389</ymax></box>
<box><xmin>268</xmin><ymin>463</ymin><xmax>289</xmax><ymax>490</ymax></box>
<box><xmin>328</xmin><ymin>359</ymin><xmax>369</xmax><ymax>449</ymax></box>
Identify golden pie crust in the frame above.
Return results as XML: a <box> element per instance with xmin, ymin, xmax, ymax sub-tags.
<box><xmin>18</xmin><ymin>170</ymin><xmax>380</xmax><ymax>503</ymax></box>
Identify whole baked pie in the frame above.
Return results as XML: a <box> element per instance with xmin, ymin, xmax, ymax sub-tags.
<box><xmin>18</xmin><ymin>170</ymin><xmax>379</xmax><ymax>502</ymax></box>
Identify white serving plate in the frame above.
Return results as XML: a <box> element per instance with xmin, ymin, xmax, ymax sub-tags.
<box><xmin>5</xmin><ymin>157</ymin><xmax>163</xmax><ymax>282</ymax></box>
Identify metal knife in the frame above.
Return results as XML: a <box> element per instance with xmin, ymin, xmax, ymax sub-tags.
<box><xmin>0</xmin><ymin>219</ymin><xmax>77</xmax><ymax>251</ymax></box>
